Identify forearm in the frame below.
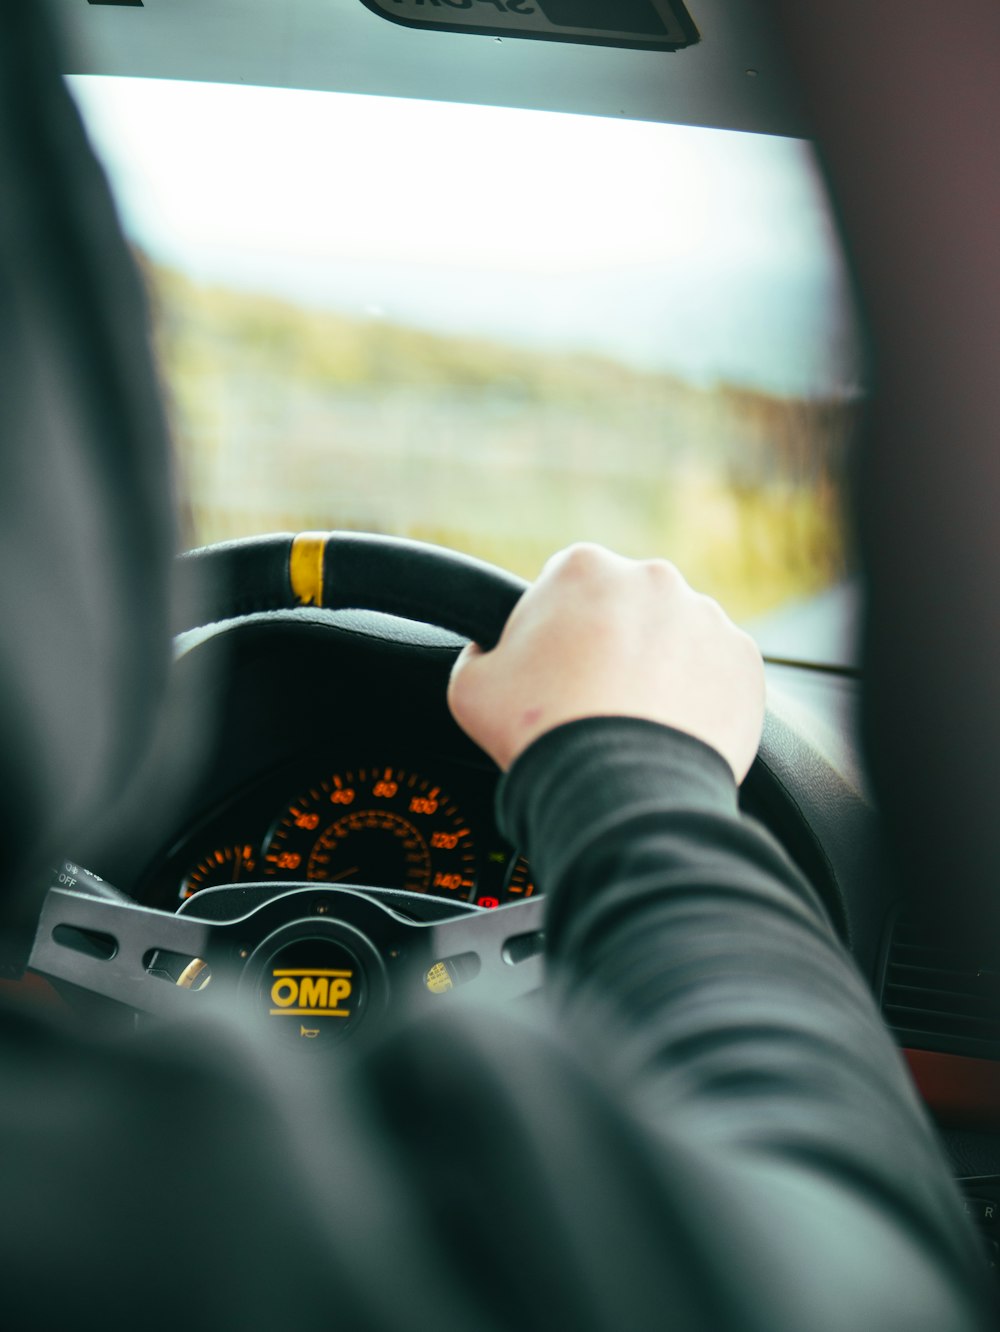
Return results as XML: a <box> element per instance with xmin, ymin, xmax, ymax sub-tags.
<box><xmin>501</xmin><ymin>718</ymin><xmax>900</xmax><ymax>1134</ymax></box>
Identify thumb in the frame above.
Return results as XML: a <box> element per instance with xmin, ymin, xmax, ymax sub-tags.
<box><xmin>447</xmin><ymin>640</ymin><xmax>485</xmax><ymax>721</ymax></box>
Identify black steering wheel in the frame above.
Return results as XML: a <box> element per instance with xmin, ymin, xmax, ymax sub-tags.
<box><xmin>29</xmin><ymin>533</ymin><xmax>547</xmax><ymax>1048</ymax></box>
<box><xmin>174</xmin><ymin>530</ymin><xmax>527</xmax><ymax>649</ymax></box>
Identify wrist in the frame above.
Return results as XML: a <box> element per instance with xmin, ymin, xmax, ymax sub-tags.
<box><xmin>499</xmin><ymin>715</ymin><xmax>739</xmax><ymax>870</ymax></box>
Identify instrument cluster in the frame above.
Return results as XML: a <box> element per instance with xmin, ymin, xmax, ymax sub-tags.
<box><xmin>134</xmin><ymin>753</ymin><xmax>534</xmax><ymax>913</ymax></box>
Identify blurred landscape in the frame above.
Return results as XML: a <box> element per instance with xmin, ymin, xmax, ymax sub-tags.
<box><xmin>145</xmin><ymin>258</ymin><xmax>858</xmax><ymax>622</ymax></box>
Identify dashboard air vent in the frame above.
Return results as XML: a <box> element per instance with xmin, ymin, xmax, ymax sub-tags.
<box><xmin>882</xmin><ymin>911</ymin><xmax>1000</xmax><ymax>1060</ymax></box>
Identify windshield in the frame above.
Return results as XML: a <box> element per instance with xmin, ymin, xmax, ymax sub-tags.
<box><xmin>69</xmin><ymin>75</ymin><xmax>863</xmax><ymax>668</ymax></box>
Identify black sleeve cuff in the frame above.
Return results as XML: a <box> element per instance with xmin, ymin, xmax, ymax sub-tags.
<box><xmin>499</xmin><ymin>715</ymin><xmax>739</xmax><ymax>863</ymax></box>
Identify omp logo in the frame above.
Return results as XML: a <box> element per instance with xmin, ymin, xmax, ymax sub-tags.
<box><xmin>269</xmin><ymin>969</ymin><xmax>353</xmax><ymax>1018</ymax></box>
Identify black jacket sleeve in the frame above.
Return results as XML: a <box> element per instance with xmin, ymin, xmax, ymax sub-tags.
<box><xmin>492</xmin><ymin>716</ymin><xmax>993</xmax><ymax>1332</ymax></box>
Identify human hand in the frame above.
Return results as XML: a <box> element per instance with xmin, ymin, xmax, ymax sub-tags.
<box><xmin>448</xmin><ymin>544</ymin><xmax>765</xmax><ymax>781</ymax></box>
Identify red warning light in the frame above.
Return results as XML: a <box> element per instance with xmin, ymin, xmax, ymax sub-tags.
<box><xmin>477</xmin><ymin>896</ymin><xmax>500</xmax><ymax>910</ymax></box>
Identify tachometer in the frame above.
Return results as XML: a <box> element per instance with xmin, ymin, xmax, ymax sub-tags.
<box><xmin>263</xmin><ymin>767</ymin><xmax>477</xmax><ymax>899</ymax></box>
<box><xmin>180</xmin><ymin>843</ymin><xmax>259</xmax><ymax>900</ymax></box>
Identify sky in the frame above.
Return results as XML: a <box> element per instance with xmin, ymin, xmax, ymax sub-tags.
<box><xmin>68</xmin><ymin>75</ymin><xmax>861</xmax><ymax>397</ymax></box>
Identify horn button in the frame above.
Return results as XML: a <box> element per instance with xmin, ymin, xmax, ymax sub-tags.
<box><xmin>241</xmin><ymin>919</ymin><xmax>385</xmax><ymax>1045</ymax></box>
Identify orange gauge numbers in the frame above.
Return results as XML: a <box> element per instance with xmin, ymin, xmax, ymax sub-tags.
<box><xmin>502</xmin><ymin>857</ymin><xmax>535</xmax><ymax>902</ymax></box>
<box><xmin>180</xmin><ymin>844</ymin><xmax>258</xmax><ymax>901</ymax></box>
<box><xmin>264</xmin><ymin>768</ymin><xmax>477</xmax><ymax>899</ymax></box>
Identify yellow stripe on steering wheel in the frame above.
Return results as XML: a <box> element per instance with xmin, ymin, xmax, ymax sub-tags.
<box><xmin>290</xmin><ymin>532</ymin><xmax>328</xmax><ymax>607</ymax></box>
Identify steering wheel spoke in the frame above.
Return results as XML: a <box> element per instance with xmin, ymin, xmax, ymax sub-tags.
<box><xmin>419</xmin><ymin>898</ymin><xmax>545</xmax><ymax>1003</ymax></box>
<box><xmin>30</xmin><ymin>885</ymin><xmax>217</xmax><ymax>1018</ymax></box>
<box><xmin>31</xmin><ymin>875</ymin><xmax>546</xmax><ymax>1036</ymax></box>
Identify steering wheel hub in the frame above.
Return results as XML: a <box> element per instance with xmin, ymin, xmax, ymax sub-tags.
<box><xmin>241</xmin><ymin>917</ymin><xmax>386</xmax><ymax>1045</ymax></box>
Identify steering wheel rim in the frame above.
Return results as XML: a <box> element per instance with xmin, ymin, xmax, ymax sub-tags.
<box><xmin>175</xmin><ymin>530</ymin><xmax>528</xmax><ymax>651</ymax></box>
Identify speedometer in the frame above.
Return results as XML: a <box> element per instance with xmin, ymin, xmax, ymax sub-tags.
<box><xmin>263</xmin><ymin>766</ymin><xmax>477</xmax><ymax>899</ymax></box>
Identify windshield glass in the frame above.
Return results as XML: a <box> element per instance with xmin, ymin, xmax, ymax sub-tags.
<box><xmin>69</xmin><ymin>75</ymin><xmax>863</xmax><ymax>667</ymax></box>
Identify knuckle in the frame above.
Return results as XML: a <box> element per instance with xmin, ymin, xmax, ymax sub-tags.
<box><xmin>549</xmin><ymin>542</ymin><xmax>611</xmax><ymax>580</ymax></box>
<box><xmin>563</xmin><ymin>541</ymin><xmax>606</xmax><ymax>569</ymax></box>
<box><xmin>643</xmin><ymin>557</ymin><xmax>683</xmax><ymax>587</ymax></box>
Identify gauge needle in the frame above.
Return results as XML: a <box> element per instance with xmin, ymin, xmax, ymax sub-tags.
<box><xmin>325</xmin><ymin>867</ymin><xmax>359</xmax><ymax>883</ymax></box>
